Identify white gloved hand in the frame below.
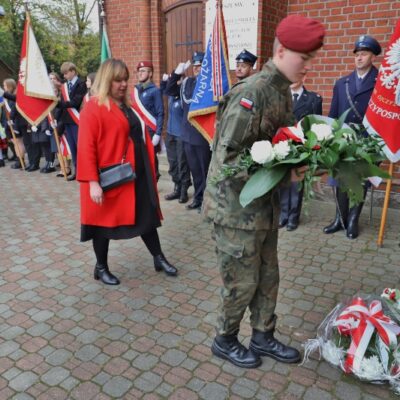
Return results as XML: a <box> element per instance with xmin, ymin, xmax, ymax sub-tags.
<box><xmin>0</xmin><ymin>87</ymin><xmax>4</xmax><ymax>97</ymax></box>
<box><xmin>162</xmin><ymin>73</ymin><xmax>169</xmax><ymax>81</ymax></box>
<box><xmin>45</xmin><ymin>130</ymin><xmax>52</xmax><ymax>136</ymax></box>
<box><xmin>50</xmin><ymin>120</ymin><xmax>57</xmax><ymax>129</ymax></box>
<box><xmin>152</xmin><ymin>134</ymin><xmax>161</xmax><ymax>146</ymax></box>
<box><xmin>183</xmin><ymin>60</ymin><xmax>191</xmax><ymax>72</ymax></box>
<box><xmin>174</xmin><ymin>63</ymin><xmax>186</xmax><ymax>75</ymax></box>
<box><xmin>31</xmin><ymin>125</ymin><xmax>38</xmax><ymax>132</ymax></box>
<box><xmin>7</xmin><ymin>120</ymin><xmax>13</xmax><ymax>127</ymax></box>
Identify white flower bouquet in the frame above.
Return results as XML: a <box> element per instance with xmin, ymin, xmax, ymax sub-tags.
<box><xmin>303</xmin><ymin>295</ymin><xmax>400</xmax><ymax>394</ymax></box>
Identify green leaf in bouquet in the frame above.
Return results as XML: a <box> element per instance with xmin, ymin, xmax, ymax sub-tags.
<box><xmin>305</xmin><ymin>130</ymin><xmax>318</xmax><ymax>150</ymax></box>
<box><xmin>318</xmin><ymin>148</ymin><xmax>339</xmax><ymax>169</ymax></box>
<box><xmin>274</xmin><ymin>151</ymin><xmax>310</xmax><ymax>165</ymax></box>
<box><xmin>338</xmin><ymin>109</ymin><xmax>351</xmax><ymax>129</ymax></box>
<box><xmin>239</xmin><ymin>165</ymin><xmax>288</xmax><ymax>207</ymax></box>
<box><xmin>368</xmin><ymin>164</ymin><xmax>391</xmax><ymax>179</ymax></box>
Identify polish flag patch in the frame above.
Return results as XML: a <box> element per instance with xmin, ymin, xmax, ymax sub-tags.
<box><xmin>240</xmin><ymin>97</ymin><xmax>253</xmax><ymax>110</ymax></box>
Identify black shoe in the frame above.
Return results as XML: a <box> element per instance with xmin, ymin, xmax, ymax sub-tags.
<box><xmin>164</xmin><ymin>184</ymin><xmax>181</xmax><ymax>201</ymax></box>
<box><xmin>186</xmin><ymin>200</ymin><xmax>202</xmax><ymax>210</ymax></box>
<box><xmin>67</xmin><ymin>174</ymin><xmax>76</xmax><ymax>181</ymax></box>
<box><xmin>94</xmin><ymin>263</ymin><xmax>120</xmax><ymax>285</ymax></box>
<box><xmin>179</xmin><ymin>187</ymin><xmax>189</xmax><ymax>204</ymax></box>
<box><xmin>278</xmin><ymin>219</ymin><xmax>287</xmax><ymax>228</ymax></box>
<box><xmin>249</xmin><ymin>329</ymin><xmax>301</xmax><ymax>363</ymax></box>
<box><xmin>0</xmin><ymin>159</ymin><xmax>5</xmax><ymax>167</ymax></box>
<box><xmin>40</xmin><ymin>162</ymin><xmax>56</xmax><ymax>173</ymax></box>
<box><xmin>211</xmin><ymin>334</ymin><xmax>261</xmax><ymax>369</ymax></box>
<box><xmin>286</xmin><ymin>221</ymin><xmax>298</xmax><ymax>231</ymax></box>
<box><xmin>56</xmin><ymin>169</ymin><xmax>72</xmax><ymax>178</ymax></box>
<box><xmin>26</xmin><ymin>164</ymin><xmax>40</xmax><ymax>172</ymax></box>
<box><xmin>11</xmin><ymin>161</ymin><xmax>22</xmax><ymax>169</ymax></box>
<box><xmin>153</xmin><ymin>254</ymin><xmax>178</xmax><ymax>276</ymax></box>
<box><xmin>346</xmin><ymin>206</ymin><xmax>362</xmax><ymax>239</ymax></box>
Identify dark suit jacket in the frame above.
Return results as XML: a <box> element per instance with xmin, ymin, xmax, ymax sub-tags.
<box><xmin>165</xmin><ymin>72</ymin><xmax>209</xmax><ymax>147</ymax></box>
<box><xmin>328</xmin><ymin>66</ymin><xmax>378</xmax><ymax>124</ymax></box>
<box><xmin>58</xmin><ymin>78</ymin><xmax>86</xmax><ymax>125</ymax></box>
<box><xmin>293</xmin><ymin>87</ymin><xmax>323</xmax><ymax>121</ymax></box>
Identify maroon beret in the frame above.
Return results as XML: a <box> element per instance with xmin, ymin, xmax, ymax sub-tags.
<box><xmin>137</xmin><ymin>61</ymin><xmax>153</xmax><ymax>71</ymax></box>
<box><xmin>276</xmin><ymin>15</ymin><xmax>325</xmax><ymax>53</ymax></box>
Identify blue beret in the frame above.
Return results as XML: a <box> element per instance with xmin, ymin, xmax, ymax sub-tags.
<box><xmin>235</xmin><ymin>49</ymin><xmax>258</xmax><ymax>66</ymax></box>
<box><xmin>192</xmin><ymin>51</ymin><xmax>205</xmax><ymax>66</ymax></box>
<box><xmin>353</xmin><ymin>35</ymin><xmax>381</xmax><ymax>56</ymax></box>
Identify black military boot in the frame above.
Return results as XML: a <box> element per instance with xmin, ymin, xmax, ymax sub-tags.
<box><xmin>346</xmin><ymin>186</ymin><xmax>368</xmax><ymax>239</ymax></box>
<box><xmin>179</xmin><ymin>185</ymin><xmax>189</xmax><ymax>204</ymax></box>
<box><xmin>154</xmin><ymin>254</ymin><xmax>178</xmax><ymax>276</ymax></box>
<box><xmin>211</xmin><ymin>333</ymin><xmax>262</xmax><ymax>368</ymax></box>
<box><xmin>164</xmin><ymin>184</ymin><xmax>181</xmax><ymax>201</ymax></box>
<box><xmin>94</xmin><ymin>263</ymin><xmax>120</xmax><ymax>285</ymax></box>
<box><xmin>11</xmin><ymin>159</ymin><xmax>22</xmax><ymax>169</ymax></box>
<box><xmin>249</xmin><ymin>329</ymin><xmax>301</xmax><ymax>363</ymax></box>
<box><xmin>323</xmin><ymin>188</ymin><xmax>348</xmax><ymax>234</ymax></box>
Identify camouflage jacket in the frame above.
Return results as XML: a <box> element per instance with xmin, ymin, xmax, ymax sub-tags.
<box><xmin>203</xmin><ymin>60</ymin><xmax>295</xmax><ymax>230</ymax></box>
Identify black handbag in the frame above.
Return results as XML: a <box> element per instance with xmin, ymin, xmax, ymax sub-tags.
<box><xmin>99</xmin><ymin>139</ymin><xmax>136</xmax><ymax>192</ymax></box>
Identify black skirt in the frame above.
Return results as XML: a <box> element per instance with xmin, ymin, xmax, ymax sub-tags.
<box><xmin>80</xmin><ymin>106</ymin><xmax>161</xmax><ymax>242</ymax></box>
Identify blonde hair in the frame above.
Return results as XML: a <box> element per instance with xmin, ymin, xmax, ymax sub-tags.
<box><xmin>60</xmin><ymin>61</ymin><xmax>77</xmax><ymax>74</ymax></box>
<box><xmin>3</xmin><ymin>78</ymin><xmax>16</xmax><ymax>94</ymax></box>
<box><xmin>91</xmin><ymin>59</ymin><xmax>131</xmax><ymax>108</ymax></box>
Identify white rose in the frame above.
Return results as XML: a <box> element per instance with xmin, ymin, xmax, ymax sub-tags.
<box><xmin>311</xmin><ymin>123</ymin><xmax>333</xmax><ymax>141</ymax></box>
<box><xmin>273</xmin><ymin>140</ymin><xmax>290</xmax><ymax>160</ymax></box>
<box><xmin>250</xmin><ymin>140</ymin><xmax>274</xmax><ymax>164</ymax></box>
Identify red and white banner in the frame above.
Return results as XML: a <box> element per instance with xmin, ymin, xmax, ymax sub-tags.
<box><xmin>131</xmin><ymin>87</ymin><xmax>157</xmax><ymax>132</ymax></box>
<box><xmin>61</xmin><ymin>83</ymin><xmax>80</xmax><ymax>125</ymax></box>
<box><xmin>16</xmin><ymin>13</ymin><xmax>57</xmax><ymax>126</ymax></box>
<box><xmin>364</xmin><ymin>20</ymin><xmax>400</xmax><ymax>162</ymax></box>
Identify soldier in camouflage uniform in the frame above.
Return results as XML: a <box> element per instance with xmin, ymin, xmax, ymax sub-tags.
<box><xmin>203</xmin><ymin>15</ymin><xmax>326</xmax><ymax>368</ymax></box>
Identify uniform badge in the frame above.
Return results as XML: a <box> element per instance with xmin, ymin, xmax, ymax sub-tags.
<box><xmin>240</xmin><ymin>97</ymin><xmax>253</xmax><ymax>110</ymax></box>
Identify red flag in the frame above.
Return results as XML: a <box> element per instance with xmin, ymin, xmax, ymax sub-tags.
<box><xmin>16</xmin><ymin>14</ymin><xmax>57</xmax><ymax>126</ymax></box>
<box><xmin>364</xmin><ymin>20</ymin><xmax>400</xmax><ymax>162</ymax></box>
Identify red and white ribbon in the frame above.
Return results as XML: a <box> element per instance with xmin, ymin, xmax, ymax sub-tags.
<box><xmin>131</xmin><ymin>87</ymin><xmax>157</xmax><ymax>132</ymax></box>
<box><xmin>334</xmin><ymin>298</ymin><xmax>400</xmax><ymax>373</ymax></box>
<box><xmin>61</xmin><ymin>83</ymin><xmax>80</xmax><ymax>125</ymax></box>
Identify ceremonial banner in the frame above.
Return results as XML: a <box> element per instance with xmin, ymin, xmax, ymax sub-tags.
<box><xmin>364</xmin><ymin>20</ymin><xmax>400</xmax><ymax>162</ymax></box>
<box><xmin>101</xmin><ymin>23</ymin><xmax>112</xmax><ymax>62</ymax></box>
<box><xmin>188</xmin><ymin>0</ymin><xmax>231</xmax><ymax>143</ymax></box>
<box><xmin>16</xmin><ymin>14</ymin><xmax>57</xmax><ymax>126</ymax></box>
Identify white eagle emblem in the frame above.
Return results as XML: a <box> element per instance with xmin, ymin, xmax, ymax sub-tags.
<box><xmin>18</xmin><ymin>58</ymin><xmax>27</xmax><ymax>87</ymax></box>
<box><xmin>379</xmin><ymin>38</ymin><xmax>400</xmax><ymax>105</ymax></box>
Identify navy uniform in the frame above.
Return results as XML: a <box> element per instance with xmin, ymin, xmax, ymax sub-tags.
<box><xmin>165</xmin><ymin>51</ymin><xmax>211</xmax><ymax>210</ymax></box>
<box><xmin>324</xmin><ymin>35</ymin><xmax>381</xmax><ymax>239</ymax></box>
<box><xmin>279</xmin><ymin>86</ymin><xmax>323</xmax><ymax>230</ymax></box>
<box><xmin>135</xmin><ymin>61</ymin><xmax>164</xmax><ymax>180</ymax></box>
<box><xmin>235</xmin><ymin>49</ymin><xmax>258</xmax><ymax>81</ymax></box>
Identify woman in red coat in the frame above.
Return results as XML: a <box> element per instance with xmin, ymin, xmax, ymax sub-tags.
<box><xmin>77</xmin><ymin>59</ymin><xmax>177</xmax><ymax>285</ymax></box>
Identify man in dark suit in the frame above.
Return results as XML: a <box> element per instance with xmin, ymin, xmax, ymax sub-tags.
<box><xmin>165</xmin><ymin>52</ymin><xmax>211</xmax><ymax>211</ymax></box>
<box><xmin>279</xmin><ymin>78</ymin><xmax>323</xmax><ymax>231</ymax></box>
<box><xmin>324</xmin><ymin>35</ymin><xmax>381</xmax><ymax>239</ymax></box>
<box><xmin>59</xmin><ymin>62</ymin><xmax>86</xmax><ymax>181</ymax></box>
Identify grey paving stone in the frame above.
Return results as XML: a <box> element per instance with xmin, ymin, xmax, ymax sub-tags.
<box><xmin>46</xmin><ymin>349</ymin><xmax>73</xmax><ymax>366</ymax></box>
<box><xmin>304</xmin><ymin>386</ymin><xmax>334</xmax><ymax>400</ymax></box>
<box><xmin>103</xmin><ymin>376</ymin><xmax>133</xmax><ymax>397</ymax></box>
<box><xmin>27</xmin><ymin>323</ymin><xmax>51</xmax><ymax>336</ymax></box>
<box><xmin>8</xmin><ymin>371</ymin><xmax>39</xmax><ymax>392</ymax></box>
<box><xmin>31</xmin><ymin>310</ymin><xmax>54</xmax><ymax>322</ymax></box>
<box><xmin>150</xmin><ymin>295</ymin><xmax>170</xmax><ymax>306</ymax></box>
<box><xmin>41</xmin><ymin>366</ymin><xmax>70</xmax><ymax>386</ymax></box>
<box><xmin>0</xmin><ymin>340</ymin><xmax>20</xmax><ymax>356</ymax></box>
<box><xmin>75</xmin><ymin>344</ymin><xmax>101</xmax><ymax>361</ymax></box>
<box><xmin>60</xmin><ymin>376</ymin><xmax>80</xmax><ymax>391</ymax></box>
<box><xmin>76</xmin><ymin>329</ymin><xmax>100</xmax><ymax>344</ymax></box>
<box><xmin>103</xmin><ymin>312</ymin><xmax>125</xmax><ymax>324</ymax></box>
<box><xmin>93</xmin><ymin>372</ymin><xmax>112</xmax><ymax>386</ymax></box>
<box><xmin>199</xmin><ymin>382</ymin><xmax>229</xmax><ymax>400</ymax></box>
<box><xmin>161</xmin><ymin>349</ymin><xmax>187</xmax><ymax>366</ymax></box>
<box><xmin>1</xmin><ymin>326</ymin><xmax>25</xmax><ymax>340</ymax></box>
<box><xmin>187</xmin><ymin>378</ymin><xmax>206</xmax><ymax>392</ymax></box>
<box><xmin>231</xmin><ymin>377</ymin><xmax>259</xmax><ymax>398</ymax></box>
<box><xmin>131</xmin><ymin>353</ymin><xmax>159</xmax><ymax>370</ymax></box>
<box><xmin>8</xmin><ymin>349</ymin><xmax>27</xmax><ymax>361</ymax></box>
<box><xmin>133</xmin><ymin>371</ymin><xmax>162</xmax><ymax>393</ymax></box>
<box><xmin>155</xmin><ymin>382</ymin><xmax>175</xmax><ymax>398</ymax></box>
<box><xmin>335</xmin><ymin>381</ymin><xmax>362</xmax><ymax>400</ymax></box>
<box><xmin>12</xmin><ymin>394</ymin><xmax>35</xmax><ymax>400</ymax></box>
<box><xmin>104</xmin><ymin>326</ymin><xmax>127</xmax><ymax>340</ymax></box>
<box><xmin>157</xmin><ymin>332</ymin><xmax>181</xmax><ymax>347</ymax></box>
<box><xmin>3</xmin><ymin>367</ymin><xmax>22</xmax><ymax>381</ymax></box>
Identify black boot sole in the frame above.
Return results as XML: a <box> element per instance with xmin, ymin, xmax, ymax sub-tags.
<box><xmin>154</xmin><ymin>264</ymin><xmax>178</xmax><ymax>276</ymax></box>
<box><xmin>211</xmin><ymin>341</ymin><xmax>262</xmax><ymax>368</ymax></box>
<box><xmin>93</xmin><ymin>270</ymin><xmax>120</xmax><ymax>285</ymax></box>
<box><xmin>249</xmin><ymin>343</ymin><xmax>301</xmax><ymax>364</ymax></box>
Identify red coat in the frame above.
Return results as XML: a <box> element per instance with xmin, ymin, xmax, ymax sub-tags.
<box><xmin>77</xmin><ymin>98</ymin><xmax>162</xmax><ymax>227</ymax></box>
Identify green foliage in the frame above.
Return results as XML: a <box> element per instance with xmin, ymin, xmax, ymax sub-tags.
<box><xmin>0</xmin><ymin>0</ymin><xmax>100</xmax><ymax>78</ymax></box>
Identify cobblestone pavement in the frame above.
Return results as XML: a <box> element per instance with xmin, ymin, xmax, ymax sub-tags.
<box><xmin>1</xmin><ymin>159</ymin><xmax>400</xmax><ymax>400</ymax></box>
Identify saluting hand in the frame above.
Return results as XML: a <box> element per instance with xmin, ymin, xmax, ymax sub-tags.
<box><xmin>89</xmin><ymin>181</ymin><xmax>104</xmax><ymax>205</ymax></box>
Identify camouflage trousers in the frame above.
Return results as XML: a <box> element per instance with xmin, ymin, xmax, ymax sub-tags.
<box><xmin>213</xmin><ymin>223</ymin><xmax>279</xmax><ymax>336</ymax></box>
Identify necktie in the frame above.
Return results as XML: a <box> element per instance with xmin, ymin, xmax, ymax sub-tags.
<box><xmin>356</xmin><ymin>77</ymin><xmax>363</xmax><ymax>91</ymax></box>
<box><xmin>293</xmin><ymin>93</ymin><xmax>299</xmax><ymax>107</ymax></box>
<box><xmin>68</xmin><ymin>81</ymin><xmax>72</xmax><ymax>93</ymax></box>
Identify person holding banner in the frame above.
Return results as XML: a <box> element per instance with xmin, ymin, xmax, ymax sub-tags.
<box><xmin>203</xmin><ymin>15</ymin><xmax>325</xmax><ymax>368</ymax></box>
<box><xmin>77</xmin><ymin>58</ymin><xmax>177</xmax><ymax>285</ymax></box>
<box><xmin>58</xmin><ymin>62</ymin><xmax>86</xmax><ymax>181</ymax></box>
<box><xmin>323</xmin><ymin>35</ymin><xmax>381</xmax><ymax>239</ymax></box>
<box><xmin>235</xmin><ymin>49</ymin><xmax>258</xmax><ymax>81</ymax></box>
<box><xmin>165</xmin><ymin>52</ymin><xmax>211</xmax><ymax>211</ymax></box>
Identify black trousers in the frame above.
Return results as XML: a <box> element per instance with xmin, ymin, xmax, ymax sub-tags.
<box><xmin>21</xmin><ymin>128</ymin><xmax>41</xmax><ymax>167</ymax></box>
<box><xmin>165</xmin><ymin>134</ymin><xmax>191</xmax><ymax>188</ymax></box>
<box><xmin>183</xmin><ymin>142</ymin><xmax>211</xmax><ymax>203</ymax></box>
<box><xmin>40</xmin><ymin>142</ymin><xmax>55</xmax><ymax>163</ymax></box>
<box><xmin>279</xmin><ymin>182</ymin><xmax>304</xmax><ymax>224</ymax></box>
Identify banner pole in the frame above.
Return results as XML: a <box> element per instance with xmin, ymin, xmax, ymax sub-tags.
<box><xmin>49</xmin><ymin>112</ymin><xmax>68</xmax><ymax>180</ymax></box>
<box><xmin>4</xmin><ymin>112</ymin><xmax>25</xmax><ymax>170</ymax></box>
<box><xmin>377</xmin><ymin>162</ymin><xmax>394</xmax><ymax>247</ymax></box>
